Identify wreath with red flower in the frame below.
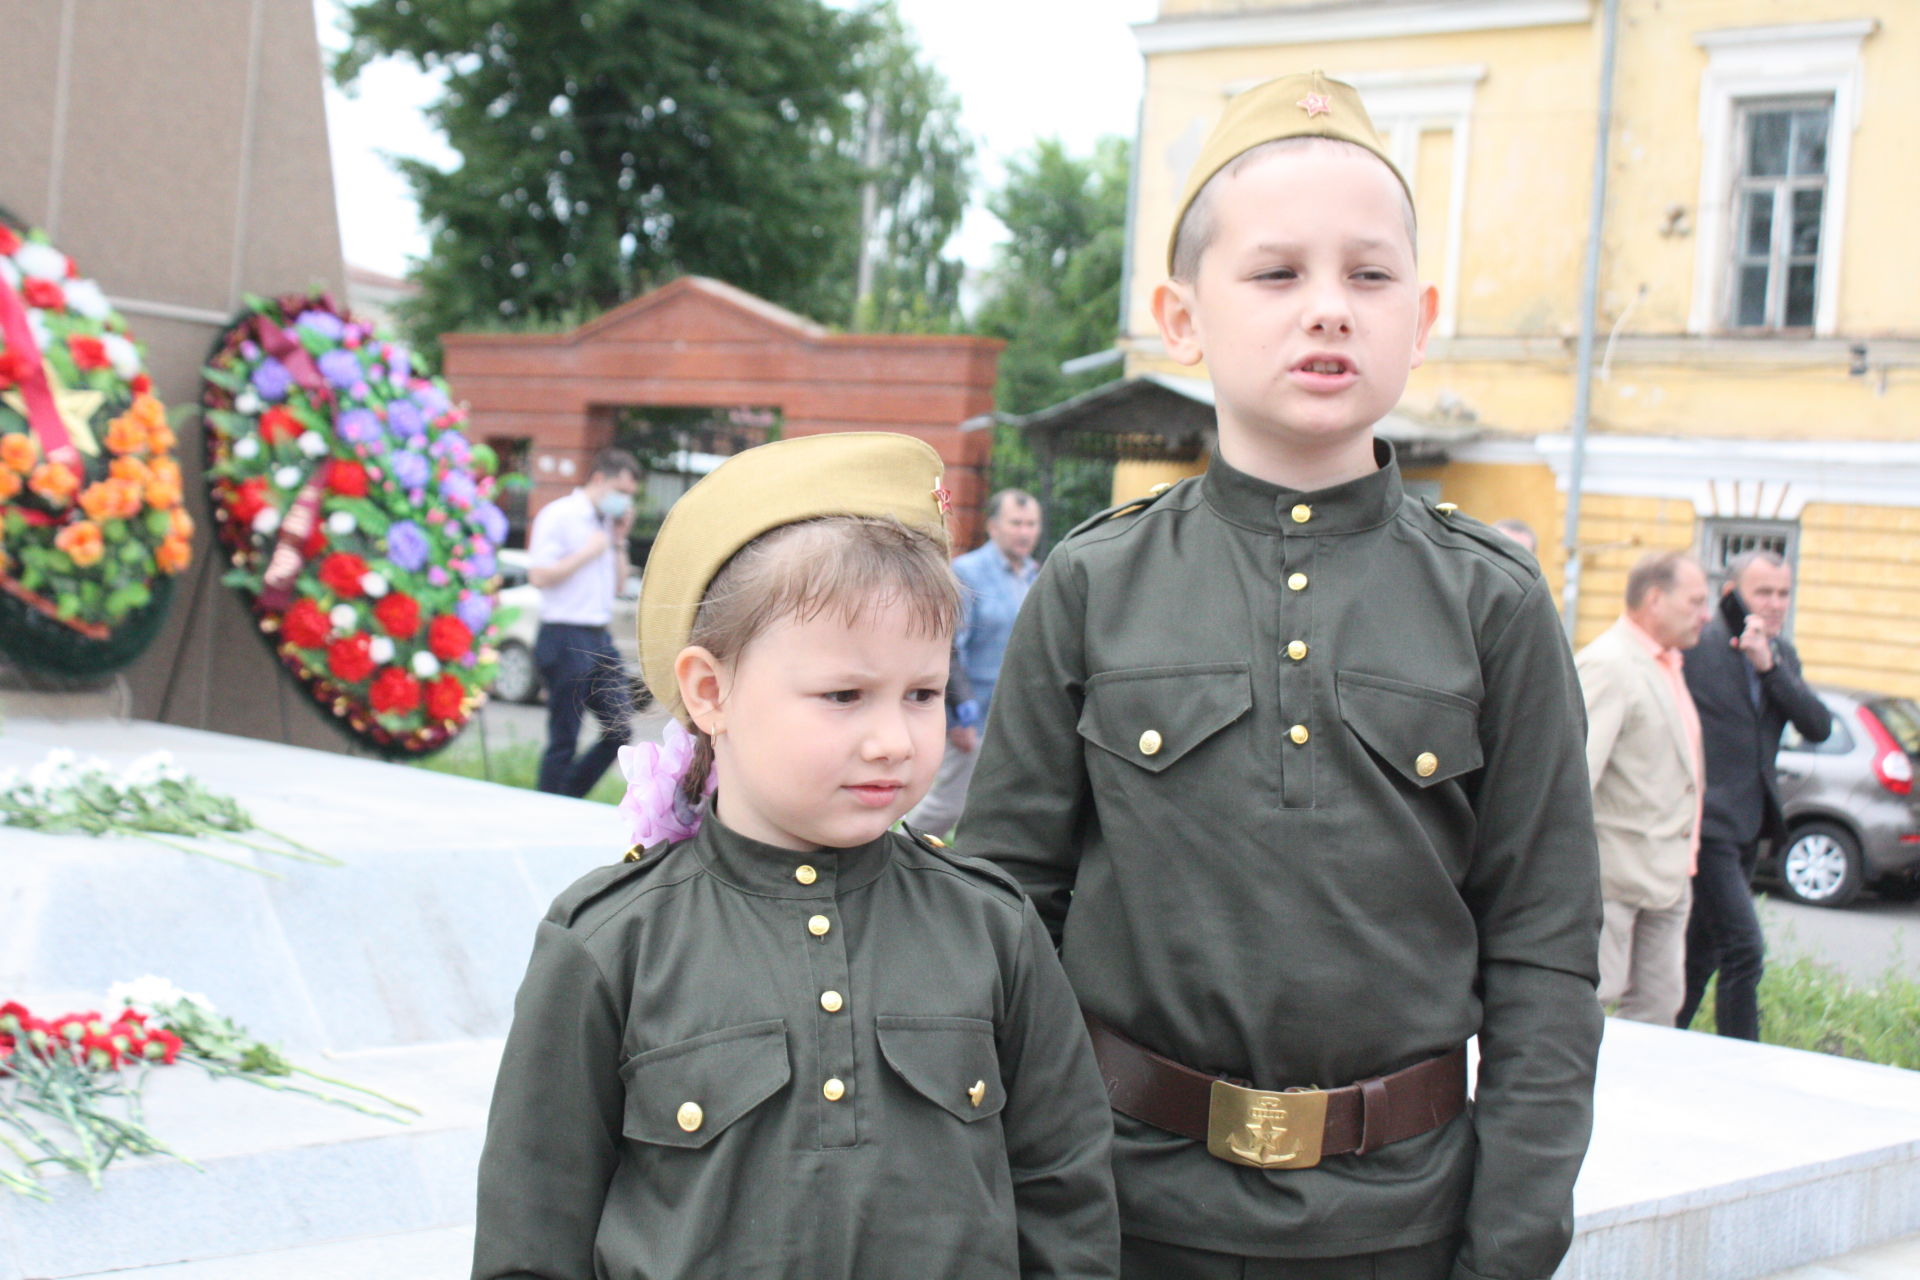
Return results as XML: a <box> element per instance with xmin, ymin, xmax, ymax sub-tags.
<box><xmin>0</xmin><ymin>214</ymin><xmax>189</xmax><ymax>676</ymax></box>
<box><xmin>201</xmin><ymin>292</ymin><xmax>505</xmax><ymax>755</ymax></box>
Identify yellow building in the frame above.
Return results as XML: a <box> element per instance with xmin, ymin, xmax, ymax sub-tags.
<box><xmin>1112</xmin><ymin>0</ymin><xmax>1920</xmax><ymax>697</ymax></box>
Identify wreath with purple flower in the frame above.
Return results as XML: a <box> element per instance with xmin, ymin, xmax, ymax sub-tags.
<box><xmin>200</xmin><ymin>292</ymin><xmax>508</xmax><ymax>755</ymax></box>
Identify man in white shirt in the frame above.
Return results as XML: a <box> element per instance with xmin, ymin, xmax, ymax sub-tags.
<box><xmin>528</xmin><ymin>449</ymin><xmax>641</xmax><ymax>796</ymax></box>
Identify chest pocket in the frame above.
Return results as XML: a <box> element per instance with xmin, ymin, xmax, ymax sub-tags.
<box><xmin>877</xmin><ymin>1016</ymin><xmax>1005</xmax><ymax>1122</ymax></box>
<box><xmin>1078</xmin><ymin>663</ymin><xmax>1252</xmax><ymax>774</ymax></box>
<box><xmin>1337</xmin><ymin>670</ymin><xmax>1483</xmax><ymax>787</ymax></box>
<box><xmin>621</xmin><ymin>1019</ymin><xmax>790</xmax><ymax>1150</ymax></box>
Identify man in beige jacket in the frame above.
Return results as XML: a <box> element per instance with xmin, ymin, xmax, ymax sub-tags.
<box><xmin>1576</xmin><ymin>551</ymin><xmax>1713</xmax><ymax>1024</ymax></box>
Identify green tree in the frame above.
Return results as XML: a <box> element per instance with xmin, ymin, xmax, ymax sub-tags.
<box><xmin>973</xmin><ymin>135</ymin><xmax>1132</xmax><ymax>541</ymax></box>
<box><xmin>332</xmin><ymin>0</ymin><xmax>968</xmax><ymax>347</ymax></box>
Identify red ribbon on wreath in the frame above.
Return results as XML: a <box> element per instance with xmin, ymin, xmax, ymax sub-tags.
<box><xmin>256</xmin><ymin>462</ymin><xmax>333</xmax><ymax>614</ymax></box>
<box><xmin>0</xmin><ymin>273</ymin><xmax>81</xmax><ymax>469</ymax></box>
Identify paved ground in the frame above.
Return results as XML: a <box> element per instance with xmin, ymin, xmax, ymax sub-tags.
<box><xmin>1762</xmin><ymin>890</ymin><xmax>1920</xmax><ymax>984</ymax></box>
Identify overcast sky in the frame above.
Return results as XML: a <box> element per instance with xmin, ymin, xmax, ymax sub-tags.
<box><xmin>317</xmin><ymin>0</ymin><xmax>1159</xmax><ymax>279</ymax></box>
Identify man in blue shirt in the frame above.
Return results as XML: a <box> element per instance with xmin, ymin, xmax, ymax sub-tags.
<box><xmin>906</xmin><ymin>488</ymin><xmax>1041</xmax><ymax>835</ymax></box>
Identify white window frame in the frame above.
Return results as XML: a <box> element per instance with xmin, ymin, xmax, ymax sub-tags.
<box><xmin>1690</xmin><ymin>21</ymin><xmax>1875</xmax><ymax>336</ymax></box>
<box><xmin>1221</xmin><ymin>64</ymin><xmax>1485</xmax><ymax>339</ymax></box>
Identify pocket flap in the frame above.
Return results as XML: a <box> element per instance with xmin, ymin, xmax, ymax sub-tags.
<box><xmin>620</xmin><ymin>1019</ymin><xmax>790</xmax><ymax>1149</ymax></box>
<box><xmin>1337</xmin><ymin>670</ymin><xmax>1483</xmax><ymax>787</ymax></box>
<box><xmin>876</xmin><ymin>1015</ymin><xmax>1004</xmax><ymax>1122</ymax></box>
<box><xmin>1078</xmin><ymin>663</ymin><xmax>1252</xmax><ymax>774</ymax></box>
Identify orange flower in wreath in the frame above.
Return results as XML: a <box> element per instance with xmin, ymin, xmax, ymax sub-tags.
<box><xmin>55</xmin><ymin>520</ymin><xmax>105</xmax><ymax>568</ymax></box>
<box><xmin>144</xmin><ymin>457</ymin><xmax>182</xmax><ymax>510</ymax></box>
<box><xmin>110</xmin><ymin>455</ymin><xmax>152</xmax><ymax>487</ymax></box>
<box><xmin>104</xmin><ymin>411</ymin><xmax>149</xmax><ymax>456</ymax></box>
<box><xmin>170</xmin><ymin>505</ymin><xmax>195</xmax><ymax>541</ymax></box>
<box><xmin>79</xmin><ymin>481</ymin><xmax>120</xmax><ymax>522</ymax></box>
<box><xmin>1</xmin><ymin>432</ymin><xmax>38</xmax><ymax>473</ymax></box>
<box><xmin>155</xmin><ymin>534</ymin><xmax>192</xmax><ymax>575</ymax></box>
<box><xmin>0</xmin><ymin>467</ymin><xmax>19</xmax><ymax>503</ymax></box>
<box><xmin>131</xmin><ymin>394</ymin><xmax>175</xmax><ymax>454</ymax></box>
<box><xmin>29</xmin><ymin>461</ymin><xmax>81</xmax><ymax>506</ymax></box>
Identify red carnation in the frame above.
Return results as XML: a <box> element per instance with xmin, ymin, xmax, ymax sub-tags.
<box><xmin>142</xmin><ymin>1028</ymin><xmax>183</xmax><ymax>1065</ymax></box>
<box><xmin>0</xmin><ymin>225</ymin><xmax>18</xmax><ymax>255</ymax></box>
<box><xmin>80</xmin><ymin>1030</ymin><xmax>124</xmax><ymax>1068</ymax></box>
<box><xmin>21</xmin><ymin>278</ymin><xmax>64</xmax><ymax>310</ymax></box>
<box><xmin>301</xmin><ymin>522</ymin><xmax>328</xmax><ymax>559</ymax></box>
<box><xmin>318</xmin><ymin>552</ymin><xmax>368</xmax><ymax>599</ymax></box>
<box><xmin>327</xmin><ymin>633</ymin><xmax>375</xmax><ymax>683</ymax></box>
<box><xmin>227</xmin><ymin>476</ymin><xmax>269</xmax><ymax>526</ymax></box>
<box><xmin>370</xmin><ymin>666</ymin><xmax>421</xmax><ymax>715</ymax></box>
<box><xmin>426</xmin><ymin>615</ymin><xmax>473</xmax><ymax>662</ymax></box>
<box><xmin>373</xmin><ymin>592</ymin><xmax>421</xmax><ymax>639</ymax></box>
<box><xmin>426</xmin><ymin>674</ymin><xmax>466</xmax><ymax>721</ymax></box>
<box><xmin>282</xmin><ymin>598</ymin><xmax>331</xmax><ymax>649</ymax></box>
<box><xmin>67</xmin><ymin>334</ymin><xmax>110</xmax><ymax>370</ymax></box>
<box><xmin>0</xmin><ymin>349</ymin><xmax>27</xmax><ymax>390</ymax></box>
<box><xmin>132</xmin><ymin>373</ymin><xmax>152</xmax><ymax>395</ymax></box>
<box><xmin>259</xmin><ymin>406</ymin><xmax>302</xmax><ymax>445</ymax></box>
<box><xmin>328</xmin><ymin>458</ymin><xmax>369</xmax><ymax>498</ymax></box>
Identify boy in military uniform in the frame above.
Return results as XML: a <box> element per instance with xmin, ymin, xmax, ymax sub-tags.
<box><xmin>473</xmin><ymin>434</ymin><xmax>1119</xmax><ymax>1279</ymax></box>
<box><xmin>963</xmin><ymin>73</ymin><xmax>1602</xmax><ymax>1280</ymax></box>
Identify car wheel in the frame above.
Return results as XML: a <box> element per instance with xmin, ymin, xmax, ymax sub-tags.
<box><xmin>1778</xmin><ymin>821</ymin><xmax>1864</xmax><ymax>908</ymax></box>
<box><xmin>493</xmin><ymin>640</ymin><xmax>541</xmax><ymax>705</ymax></box>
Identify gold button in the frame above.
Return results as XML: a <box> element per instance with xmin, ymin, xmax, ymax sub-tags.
<box><xmin>925</xmin><ymin>834</ymin><xmax>946</xmax><ymax>848</ymax></box>
<box><xmin>1149</xmin><ymin>481</ymin><xmax>1174</xmax><ymax>496</ymax></box>
<box><xmin>1289</xmin><ymin>724</ymin><xmax>1310</xmax><ymax>745</ymax></box>
<box><xmin>968</xmin><ymin>1079</ymin><xmax>987</xmax><ymax>1108</ymax></box>
<box><xmin>823</xmin><ymin>1078</ymin><xmax>847</xmax><ymax>1102</ymax></box>
<box><xmin>1291</xmin><ymin>503</ymin><xmax>1312</xmax><ymax>524</ymax></box>
<box><xmin>795</xmin><ymin>864</ymin><xmax>817</xmax><ymax>885</ymax></box>
<box><xmin>1436</xmin><ymin>502</ymin><xmax>1458</xmax><ymax>515</ymax></box>
<box><xmin>1139</xmin><ymin>729</ymin><xmax>1163</xmax><ymax>756</ymax></box>
<box><xmin>808</xmin><ymin>914</ymin><xmax>831</xmax><ymax>938</ymax></box>
<box><xmin>1287</xmin><ymin>572</ymin><xmax>1308</xmax><ymax>591</ymax></box>
<box><xmin>820</xmin><ymin>990</ymin><xmax>844</xmax><ymax>1013</ymax></box>
<box><xmin>676</xmin><ymin>1101</ymin><xmax>703</xmax><ymax>1132</ymax></box>
<box><xmin>1287</xmin><ymin>640</ymin><xmax>1308</xmax><ymax>661</ymax></box>
<box><xmin>1416</xmin><ymin>752</ymin><xmax>1439</xmax><ymax>777</ymax></box>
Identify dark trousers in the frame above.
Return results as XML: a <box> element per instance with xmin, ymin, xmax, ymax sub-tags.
<box><xmin>1121</xmin><ymin>1234</ymin><xmax>1458</xmax><ymax>1280</ymax></box>
<box><xmin>534</xmin><ymin>623</ymin><xmax>633</xmax><ymax>797</ymax></box>
<box><xmin>1676</xmin><ymin>836</ymin><xmax>1766</xmax><ymax>1040</ymax></box>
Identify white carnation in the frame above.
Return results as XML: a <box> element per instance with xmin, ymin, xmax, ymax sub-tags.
<box><xmin>297</xmin><ymin>432</ymin><xmax>328</xmax><ymax>458</ymax></box>
<box><xmin>328</xmin><ymin>511</ymin><xmax>357</xmax><ymax>536</ymax></box>
<box><xmin>63</xmin><ymin>278</ymin><xmax>112</xmax><ymax>320</ymax></box>
<box><xmin>329</xmin><ymin>603</ymin><xmax>358</xmax><ymax>632</ymax></box>
<box><xmin>100</xmin><ymin>331</ymin><xmax>141</xmax><ymax>378</ymax></box>
<box><xmin>107</xmin><ymin>975</ymin><xmax>214</xmax><ymax>1016</ymax></box>
<box><xmin>235</xmin><ymin>389</ymin><xmax>262</xmax><ymax>415</ymax></box>
<box><xmin>13</xmin><ymin>241</ymin><xmax>68</xmax><ymax>280</ymax></box>
<box><xmin>273</xmin><ymin>465</ymin><xmax>302</xmax><ymax>490</ymax></box>
<box><xmin>252</xmin><ymin>506</ymin><xmax>281</xmax><ymax>536</ymax></box>
<box><xmin>233</xmin><ymin>437</ymin><xmax>261</xmax><ymax>461</ymax></box>
<box><xmin>369</xmin><ymin>636</ymin><xmax>395</xmax><ymax>664</ymax></box>
<box><xmin>359</xmin><ymin>571</ymin><xmax>389</xmax><ymax>598</ymax></box>
<box><xmin>411</xmin><ymin>651</ymin><xmax>441</xmax><ymax>678</ymax></box>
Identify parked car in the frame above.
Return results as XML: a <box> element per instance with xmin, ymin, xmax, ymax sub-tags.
<box><xmin>489</xmin><ymin>549</ymin><xmax>643</xmax><ymax>705</ymax></box>
<box><xmin>1760</xmin><ymin>685</ymin><xmax>1920</xmax><ymax>908</ymax></box>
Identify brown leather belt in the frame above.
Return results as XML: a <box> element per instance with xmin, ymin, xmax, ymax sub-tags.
<box><xmin>1085</xmin><ymin>1012</ymin><xmax>1467</xmax><ymax>1170</ymax></box>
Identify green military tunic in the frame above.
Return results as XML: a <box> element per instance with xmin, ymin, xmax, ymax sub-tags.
<box><xmin>964</xmin><ymin>443</ymin><xmax>1602</xmax><ymax>1280</ymax></box>
<box><xmin>472</xmin><ymin>818</ymin><xmax>1119</xmax><ymax>1280</ymax></box>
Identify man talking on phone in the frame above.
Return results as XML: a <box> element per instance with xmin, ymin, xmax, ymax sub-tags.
<box><xmin>1677</xmin><ymin>550</ymin><xmax>1831</xmax><ymax>1040</ymax></box>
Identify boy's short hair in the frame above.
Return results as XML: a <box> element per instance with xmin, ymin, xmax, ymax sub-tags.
<box><xmin>1169</xmin><ymin>136</ymin><xmax>1419</xmax><ymax>282</ymax></box>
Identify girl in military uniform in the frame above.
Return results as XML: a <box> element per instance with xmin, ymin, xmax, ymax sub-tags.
<box><xmin>472</xmin><ymin>433</ymin><xmax>1119</xmax><ymax>1280</ymax></box>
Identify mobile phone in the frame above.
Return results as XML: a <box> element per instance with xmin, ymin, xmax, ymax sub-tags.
<box><xmin>1719</xmin><ymin>586</ymin><xmax>1749</xmax><ymax>635</ymax></box>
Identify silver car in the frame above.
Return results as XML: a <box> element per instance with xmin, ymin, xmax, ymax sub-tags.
<box><xmin>1763</xmin><ymin>686</ymin><xmax>1920</xmax><ymax>908</ymax></box>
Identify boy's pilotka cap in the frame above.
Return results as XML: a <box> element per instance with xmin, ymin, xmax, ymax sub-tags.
<box><xmin>638</xmin><ymin>432</ymin><xmax>952</xmax><ymax>722</ymax></box>
<box><xmin>1167</xmin><ymin>70</ymin><xmax>1412</xmax><ymax>272</ymax></box>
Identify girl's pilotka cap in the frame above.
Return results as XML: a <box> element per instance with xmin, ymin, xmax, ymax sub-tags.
<box><xmin>636</xmin><ymin>432</ymin><xmax>952</xmax><ymax>723</ymax></box>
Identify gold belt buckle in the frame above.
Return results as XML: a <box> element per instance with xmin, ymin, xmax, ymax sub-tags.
<box><xmin>1206</xmin><ymin>1080</ymin><xmax>1328</xmax><ymax>1170</ymax></box>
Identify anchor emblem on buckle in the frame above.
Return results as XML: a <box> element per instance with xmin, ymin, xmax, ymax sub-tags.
<box><xmin>1207</xmin><ymin>1081</ymin><xmax>1329</xmax><ymax>1169</ymax></box>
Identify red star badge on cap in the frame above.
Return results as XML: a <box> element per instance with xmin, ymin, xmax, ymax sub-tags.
<box><xmin>931</xmin><ymin>484</ymin><xmax>953</xmax><ymax>516</ymax></box>
<box><xmin>1297</xmin><ymin>92</ymin><xmax>1332</xmax><ymax>118</ymax></box>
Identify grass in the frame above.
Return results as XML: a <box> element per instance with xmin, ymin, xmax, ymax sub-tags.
<box><xmin>412</xmin><ymin>732</ymin><xmax>627</xmax><ymax>806</ymax></box>
<box><xmin>1692</xmin><ymin>916</ymin><xmax>1920</xmax><ymax>1070</ymax></box>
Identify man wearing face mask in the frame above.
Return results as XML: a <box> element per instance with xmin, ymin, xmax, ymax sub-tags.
<box><xmin>528</xmin><ymin>449</ymin><xmax>643</xmax><ymax>796</ymax></box>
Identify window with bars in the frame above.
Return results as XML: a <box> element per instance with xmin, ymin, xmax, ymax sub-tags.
<box><xmin>1728</xmin><ymin>99</ymin><xmax>1831</xmax><ymax>330</ymax></box>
